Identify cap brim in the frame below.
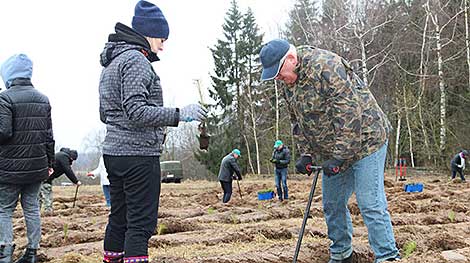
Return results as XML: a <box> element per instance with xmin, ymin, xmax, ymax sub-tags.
<box><xmin>261</xmin><ymin>53</ymin><xmax>288</xmax><ymax>81</ymax></box>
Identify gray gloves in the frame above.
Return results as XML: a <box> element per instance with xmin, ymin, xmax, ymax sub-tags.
<box><xmin>180</xmin><ymin>104</ymin><xmax>208</xmax><ymax>122</ymax></box>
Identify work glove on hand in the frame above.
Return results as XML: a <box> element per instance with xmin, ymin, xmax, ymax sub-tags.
<box><xmin>295</xmin><ymin>154</ymin><xmax>314</xmax><ymax>175</ymax></box>
<box><xmin>180</xmin><ymin>104</ymin><xmax>208</xmax><ymax>122</ymax></box>
<box><xmin>270</xmin><ymin>158</ymin><xmax>279</xmax><ymax>164</ymax></box>
<box><xmin>86</xmin><ymin>172</ymin><xmax>96</xmax><ymax>179</ymax></box>
<box><xmin>322</xmin><ymin>158</ymin><xmax>345</xmax><ymax>176</ymax></box>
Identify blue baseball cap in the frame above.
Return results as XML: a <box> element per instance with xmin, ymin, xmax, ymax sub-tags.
<box><xmin>260</xmin><ymin>39</ymin><xmax>290</xmax><ymax>81</ymax></box>
<box><xmin>273</xmin><ymin>140</ymin><xmax>283</xmax><ymax>148</ymax></box>
<box><xmin>232</xmin><ymin>149</ymin><xmax>241</xmax><ymax>156</ymax></box>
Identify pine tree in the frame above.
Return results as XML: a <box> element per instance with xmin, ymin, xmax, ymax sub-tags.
<box><xmin>195</xmin><ymin>0</ymin><xmax>264</xmax><ymax>175</ymax></box>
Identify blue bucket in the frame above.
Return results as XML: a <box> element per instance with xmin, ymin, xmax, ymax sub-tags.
<box><xmin>258</xmin><ymin>191</ymin><xmax>274</xmax><ymax>200</ymax></box>
<box><xmin>404</xmin><ymin>183</ymin><xmax>423</xmax><ymax>193</ymax></box>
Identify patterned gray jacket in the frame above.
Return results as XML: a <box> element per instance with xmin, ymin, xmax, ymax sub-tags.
<box><xmin>99</xmin><ymin>23</ymin><xmax>179</xmax><ymax>156</ymax></box>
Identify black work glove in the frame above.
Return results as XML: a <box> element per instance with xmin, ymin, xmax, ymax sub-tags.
<box><xmin>322</xmin><ymin>158</ymin><xmax>345</xmax><ymax>176</ymax></box>
<box><xmin>295</xmin><ymin>154</ymin><xmax>314</xmax><ymax>175</ymax></box>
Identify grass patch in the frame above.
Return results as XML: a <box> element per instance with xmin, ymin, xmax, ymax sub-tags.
<box><xmin>403</xmin><ymin>240</ymin><xmax>417</xmax><ymax>258</ymax></box>
<box><xmin>157</xmin><ymin>223</ymin><xmax>168</xmax><ymax>235</ymax></box>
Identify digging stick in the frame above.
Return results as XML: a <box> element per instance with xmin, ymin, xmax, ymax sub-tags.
<box><xmin>293</xmin><ymin>166</ymin><xmax>322</xmax><ymax>263</ymax></box>
<box><xmin>236</xmin><ymin>177</ymin><xmax>243</xmax><ymax>199</ymax></box>
<box><xmin>72</xmin><ymin>184</ymin><xmax>79</xmax><ymax>208</ymax></box>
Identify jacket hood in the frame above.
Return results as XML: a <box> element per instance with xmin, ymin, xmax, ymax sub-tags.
<box><xmin>99</xmin><ymin>22</ymin><xmax>159</xmax><ymax>67</ymax></box>
<box><xmin>60</xmin><ymin>147</ymin><xmax>78</xmax><ymax>161</ymax></box>
<box><xmin>1</xmin><ymin>54</ymin><xmax>33</xmax><ymax>89</ymax></box>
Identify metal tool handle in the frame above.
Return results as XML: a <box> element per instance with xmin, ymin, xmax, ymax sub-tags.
<box><xmin>293</xmin><ymin>167</ymin><xmax>322</xmax><ymax>263</ymax></box>
<box><xmin>72</xmin><ymin>184</ymin><xmax>79</xmax><ymax>208</ymax></box>
<box><xmin>236</xmin><ymin>178</ymin><xmax>243</xmax><ymax>199</ymax></box>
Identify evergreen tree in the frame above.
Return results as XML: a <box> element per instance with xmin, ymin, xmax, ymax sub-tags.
<box><xmin>196</xmin><ymin>0</ymin><xmax>264</xmax><ymax>175</ymax></box>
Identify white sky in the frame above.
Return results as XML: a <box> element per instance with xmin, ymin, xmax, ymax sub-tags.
<box><xmin>0</xmin><ymin>0</ymin><xmax>294</xmax><ymax>150</ymax></box>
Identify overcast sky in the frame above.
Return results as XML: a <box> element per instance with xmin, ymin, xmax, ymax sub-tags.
<box><xmin>0</xmin><ymin>0</ymin><xmax>294</xmax><ymax>150</ymax></box>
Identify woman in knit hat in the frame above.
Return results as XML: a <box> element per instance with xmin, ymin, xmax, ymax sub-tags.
<box><xmin>98</xmin><ymin>1</ymin><xmax>207</xmax><ymax>262</ymax></box>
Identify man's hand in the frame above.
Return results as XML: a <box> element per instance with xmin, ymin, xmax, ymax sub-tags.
<box><xmin>322</xmin><ymin>159</ymin><xmax>345</xmax><ymax>176</ymax></box>
<box><xmin>86</xmin><ymin>172</ymin><xmax>96</xmax><ymax>179</ymax></box>
<box><xmin>295</xmin><ymin>155</ymin><xmax>313</xmax><ymax>175</ymax></box>
<box><xmin>76</xmin><ymin>181</ymin><xmax>82</xmax><ymax>186</ymax></box>
<box><xmin>48</xmin><ymin>168</ymin><xmax>54</xmax><ymax>176</ymax></box>
<box><xmin>270</xmin><ymin>158</ymin><xmax>279</xmax><ymax>164</ymax></box>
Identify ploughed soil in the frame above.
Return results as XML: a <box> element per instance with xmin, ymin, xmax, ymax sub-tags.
<box><xmin>10</xmin><ymin>169</ymin><xmax>470</xmax><ymax>262</ymax></box>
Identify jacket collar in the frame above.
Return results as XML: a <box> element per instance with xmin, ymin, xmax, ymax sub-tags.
<box><xmin>8</xmin><ymin>78</ymin><xmax>32</xmax><ymax>88</ymax></box>
<box><xmin>109</xmin><ymin>23</ymin><xmax>159</xmax><ymax>62</ymax></box>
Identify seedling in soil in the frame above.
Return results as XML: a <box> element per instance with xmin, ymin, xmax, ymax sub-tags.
<box><xmin>63</xmin><ymin>223</ymin><xmax>69</xmax><ymax>242</ymax></box>
<box><xmin>258</xmin><ymin>188</ymin><xmax>274</xmax><ymax>194</ymax></box>
<box><xmin>157</xmin><ymin>224</ymin><xmax>168</xmax><ymax>235</ymax></box>
<box><xmin>230</xmin><ymin>214</ymin><xmax>239</xmax><ymax>224</ymax></box>
<box><xmin>207</xmin><ymin>207</ymin><xmax>216</xmax><ymax>215</ymax></box>
<box><xmin>403</xmin><ymin>240</ymin><xmax>417</xmax><ymax>258</ymax></box>
<box><xmin>448</xmin><ymin>210</ymin><xmax>456</xmax><ymax>223</ymax></box>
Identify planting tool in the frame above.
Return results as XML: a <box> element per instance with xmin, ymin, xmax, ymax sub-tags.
<box><xmin>236</xmin><ymin>177</ymin><xmax>243</xmax><ymax>199</ymax></box>
<box><xmin>72</xmin><ymin>184</ymin><xmax>79</xmax><ymax>208</ymax></box>
<box><xmin>293</xmin><ymin>166</ymin><xmax>322</xmax><ymax>263</ymax></box>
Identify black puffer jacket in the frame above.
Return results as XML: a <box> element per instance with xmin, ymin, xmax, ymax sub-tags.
<box><xmin>44</xmin><ymin>148</ymin><xmax>78</xmax><ymax>184</ymax></box>
<box><xmin>0</xmin><ymin>78</ymin><xmax>55</xmax><ymax>184</ymax></box>
<box><xmin>272</xmin><ymin>146</ymin><xmax>291</xmax><ymax>169</ymax></box>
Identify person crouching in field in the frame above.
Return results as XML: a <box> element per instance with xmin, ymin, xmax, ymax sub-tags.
<box><xmin>451</xmin><ymin>150</ymin><xmax>468</xmax><ymax>182</ymax></box>
<box><xmin>39</xmin><ymin>148</ymin><xmax>81</xmax><ymax>214</ymax></box>
<box><xmin>218</xmin><ymin>149</ymin><xmax>242</xmax><ymax>203</ymax></box>
<box><xmin>0</xmin><ymin>54</ymin><xmax>55</xmax><ymax>263</ymax></box>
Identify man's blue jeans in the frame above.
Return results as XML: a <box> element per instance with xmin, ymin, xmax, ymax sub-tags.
<box><xmin>0</xmin><ymin>182</ymin><xmax>42</xmax><ymax>249</ymax></box>
<box><xmin>275</xmin><ymin>167</ymin><xmax>288</xmax><ymax>200</ymax></box>
<box><xmin>322</xmin><ymin>142</ymin><xmax>399</xmax><ymax>263</ymax></box>
<box><xmin>103</xmin><ymin>185</ymin><xmax>111</xmax><ymax>207</ymax></box>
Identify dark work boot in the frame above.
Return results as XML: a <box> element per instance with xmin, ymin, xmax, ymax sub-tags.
<box><xmin>14</xmin><ymin>248</ymin><xmax>37</xmax><ymax>263</ymax></box>
<box><xmin>0</xmin><ymin>244</ymin><xmax>15</xmax><ymax>263</ymax></box>
<box><xmin>328</xmin><ymin>253</ymin><xmax>353</xmax><ymax>263</ymax></box>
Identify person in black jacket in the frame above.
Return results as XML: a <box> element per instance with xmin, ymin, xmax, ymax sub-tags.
<box><xmin>218</xmin><ymin>149</ymin><xmax>242</xmax><ymax>203</ymax></box>
<box><xmin>39</xmin><ymin>148</ymin><xmax>80</xmax><ymax>213</ymax></box>
<box><xmin>0</xmin><ymin>54</ymin><xmax>55</xmax><ymax>263</ymax></box>
<box><xmin>451</xmin><ymin>150</ymin><xmax>468</xmax><ymax>182</ymax></box>
<box><xmin>270</xmin><ymin>140</ymin><xmax>291</xmax><ymax>201</ymax></box>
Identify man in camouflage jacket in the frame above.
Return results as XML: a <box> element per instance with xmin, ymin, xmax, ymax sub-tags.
<box><xmin>260</xmin><ymin>39</ymin><xmax>400</xmax><ymax>263</ymax></box>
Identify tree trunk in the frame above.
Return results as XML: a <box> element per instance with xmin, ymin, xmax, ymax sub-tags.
<box><xmin>247</xmin><ymin>84</ymin><xmax>261</xmax><ymax>174</ymax></box>
<box><xmin>434</xmin><ymin>18</ymin><xmax>447</xmax><ymax>152</ymax></box>
<box><xmin>242</xmin><ymin>133</ymin><xmax>255</xmax><ymax>174</ymax></box>
<box><xmin>395</xmin><ymin>97</ymin><xmax>402</xmax><ymax>168</ymax></box>
<box><xmin>418</xmin><ymin>2</ymin><xmax>432</xmax><ymax>162</ymax></box>
<box><xmin>403</xmin><ymin>86</ymin><xmax>415</xmax><ymax>167</ymax></box>
<box><xmin>465</xmin><ymin>0</ymin><xmax>470</xmax><ymax>90</ymax></box>
<box><xmin>360</xmin><ymin>38</ymin><xmax>369</xmax><ymax>87</ymax></box>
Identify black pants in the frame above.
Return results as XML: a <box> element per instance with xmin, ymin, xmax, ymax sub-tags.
<box><xmin>103</xmin><ymin>155</ymin><xmax>161</xmax><ymax>257</ymax></box>
<box><xmin>220</xmin><ymin>180</ymin><xmax>232</xmax><ymax>203</ymax></box>
<box><xmin>451</xmin><ymin>164</ymin><xmax>465</xmax><ymax>181</ymax></box>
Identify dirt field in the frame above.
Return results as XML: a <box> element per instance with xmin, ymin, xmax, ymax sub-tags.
<box><xmin>10</xmin><ymin>169</ymin><xmax>470</xmax><ymax>262</ymax></box>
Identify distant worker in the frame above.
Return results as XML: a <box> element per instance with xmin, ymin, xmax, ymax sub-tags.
<box><xmin>87</xmin><ymin>156</ymin><xmax>111</xmax><ymax>206</ymax></box>
<box><xmin>39</xmin><ymin>148</ymin><xmax>80</xmax><ymax>213</ymax></box>
<box><xmin>218</xmin><ymin>149</ymin><xmax>242</xmax><ymax>203</ymax></box>
<box><xmin>270</xmin><ymin>140</ymin><xmax>291</xmax><ymax>201</ymax></box>
<box><xmin>451</xmin><ymin>150</ymin><xmax>468</xmax><ymax>182</ymax></box>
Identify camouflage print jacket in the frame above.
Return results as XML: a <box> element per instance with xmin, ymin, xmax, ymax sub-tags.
<box><xmin>283</xmin><ymin>46</ymin><xmax>391</xmax><ymax>171</ymax></box>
